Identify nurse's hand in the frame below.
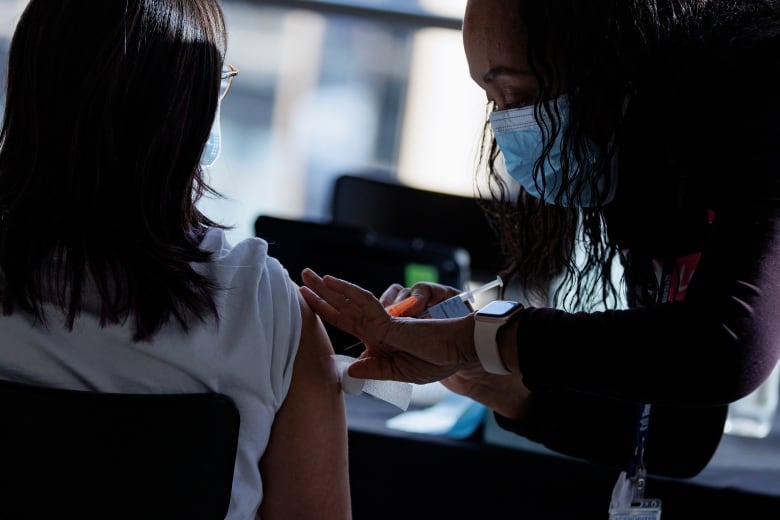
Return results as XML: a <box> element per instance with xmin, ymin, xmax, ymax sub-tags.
<box><xmin>442</xmin><ymin>365</ymin><xmax>531</xmax><ymax>422</ymax></box>
<box><xmin>300</xmin><ymin>268</ymin><xmax>478</xmax><ymax>384</ymax></box>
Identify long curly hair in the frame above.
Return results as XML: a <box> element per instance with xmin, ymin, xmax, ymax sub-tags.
<box><xmin>475</xmin><ymin>0</ymin><xmax>771</xmax><ymax>310</ymax></box>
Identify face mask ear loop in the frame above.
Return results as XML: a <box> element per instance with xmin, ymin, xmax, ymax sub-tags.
<box><xmin>200</xmin><ymin>104</ymin><xmax>222</xmax><ymax>168</ymax></box>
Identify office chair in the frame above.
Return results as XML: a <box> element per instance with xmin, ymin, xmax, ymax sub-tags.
<box><xmin>329</xmin><ymin>172</ymin><xmax>505</xmax><ymax>284</ymax></box>
<box><xmin>0</xmin><ymin>379</ymin><xmax>240</xmax><ymax>520</ymax></box>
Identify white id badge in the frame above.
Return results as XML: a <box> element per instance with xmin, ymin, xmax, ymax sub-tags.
<box><xmin>608</xmin><ymin>470</ymin><xmax>662</xmax><ymax>520</ymax></box>
<box><xmin>608</xmin><ymin>499</ymin><xmax>662</xmax><ymax>520</ymax></box>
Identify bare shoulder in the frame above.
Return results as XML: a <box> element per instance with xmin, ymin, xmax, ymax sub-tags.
<box><xmin>296</xmin><ymin>288</ymin><xmax>337</xmax><ymax>360</ymax></box>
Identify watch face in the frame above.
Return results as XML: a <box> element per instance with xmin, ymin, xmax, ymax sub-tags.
<box><xmin>478</xmin><ymin>300</ymin><xmax>521</xmax><ymax>318</ymax></box>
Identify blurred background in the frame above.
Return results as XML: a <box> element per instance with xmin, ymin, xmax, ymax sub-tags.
<box><xmin>0</xmin><ymin>0</ymin><xmax>486</xmax><ymax>247</ymax></box>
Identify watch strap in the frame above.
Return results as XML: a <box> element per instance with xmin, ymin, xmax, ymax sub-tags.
<box><xmin>474</xmin><ymin>320</ymin><xmax>512</xmax><ymax>375</ymax></box>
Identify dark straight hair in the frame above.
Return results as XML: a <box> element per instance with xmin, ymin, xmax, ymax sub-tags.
<box><xmin>0</xmin><ymin>0</ymin><xmax>230</xmax><ymax>341</ymax></box>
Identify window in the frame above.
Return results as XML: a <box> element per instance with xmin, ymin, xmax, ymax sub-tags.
<box><xmin>206</xmin><ymin>0</ymin><xmax>485</xmax><ymax>245</ymax></box>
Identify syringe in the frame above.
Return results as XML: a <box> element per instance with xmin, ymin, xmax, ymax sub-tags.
<box><xmin>417</xmin><ymin>275</ymin><xmax>504</xmax><ymax>319</ymax></box>
<box><xmin>459</xmin><ymin>275</ymin><xmax>504</xmax><ymax>305</ymax></box>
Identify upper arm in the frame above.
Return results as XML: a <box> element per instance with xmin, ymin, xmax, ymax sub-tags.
<box><xmin>258</xmin><ymin>290</ymin><xmax>352</xmax><ymax>519</ymax></box>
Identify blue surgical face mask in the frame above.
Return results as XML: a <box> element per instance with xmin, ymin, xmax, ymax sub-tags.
<box><xmin>200</xmin><ymin>104</ymin><xmax>222</xmax><ymax>167</ymax></box>
<box><xmin>489</xmin><ymin>95</ymin><xmax>613</xmax><ymax>207</ymax></box>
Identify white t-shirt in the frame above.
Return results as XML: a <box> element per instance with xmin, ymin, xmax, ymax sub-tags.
<box><xmin>0</xmin><ymin>228</ymin><xmax>302</xmax><ymax>519</ymax></box>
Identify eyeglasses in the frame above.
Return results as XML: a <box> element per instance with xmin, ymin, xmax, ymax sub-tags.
<box><xmin>219</xmin><ymin>64</ymin><xmax>239</xmax><ymax>101</ymax></box>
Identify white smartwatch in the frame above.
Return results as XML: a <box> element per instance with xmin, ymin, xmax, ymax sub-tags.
<box><xmin>473</xmin><ymin>300</ymin><xmax>524</xmax><ymax>375</ymax></box>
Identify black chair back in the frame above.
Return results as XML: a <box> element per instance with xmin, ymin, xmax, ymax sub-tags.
<box><xmin>0</xmin><ymin>379</ymin><xmax>240</xmax><ymax>520</ymax></box>
<box><xmin>329</xmin><ymin>173</ymin><xmax>504</xmax><ymax>284</ymax></box>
